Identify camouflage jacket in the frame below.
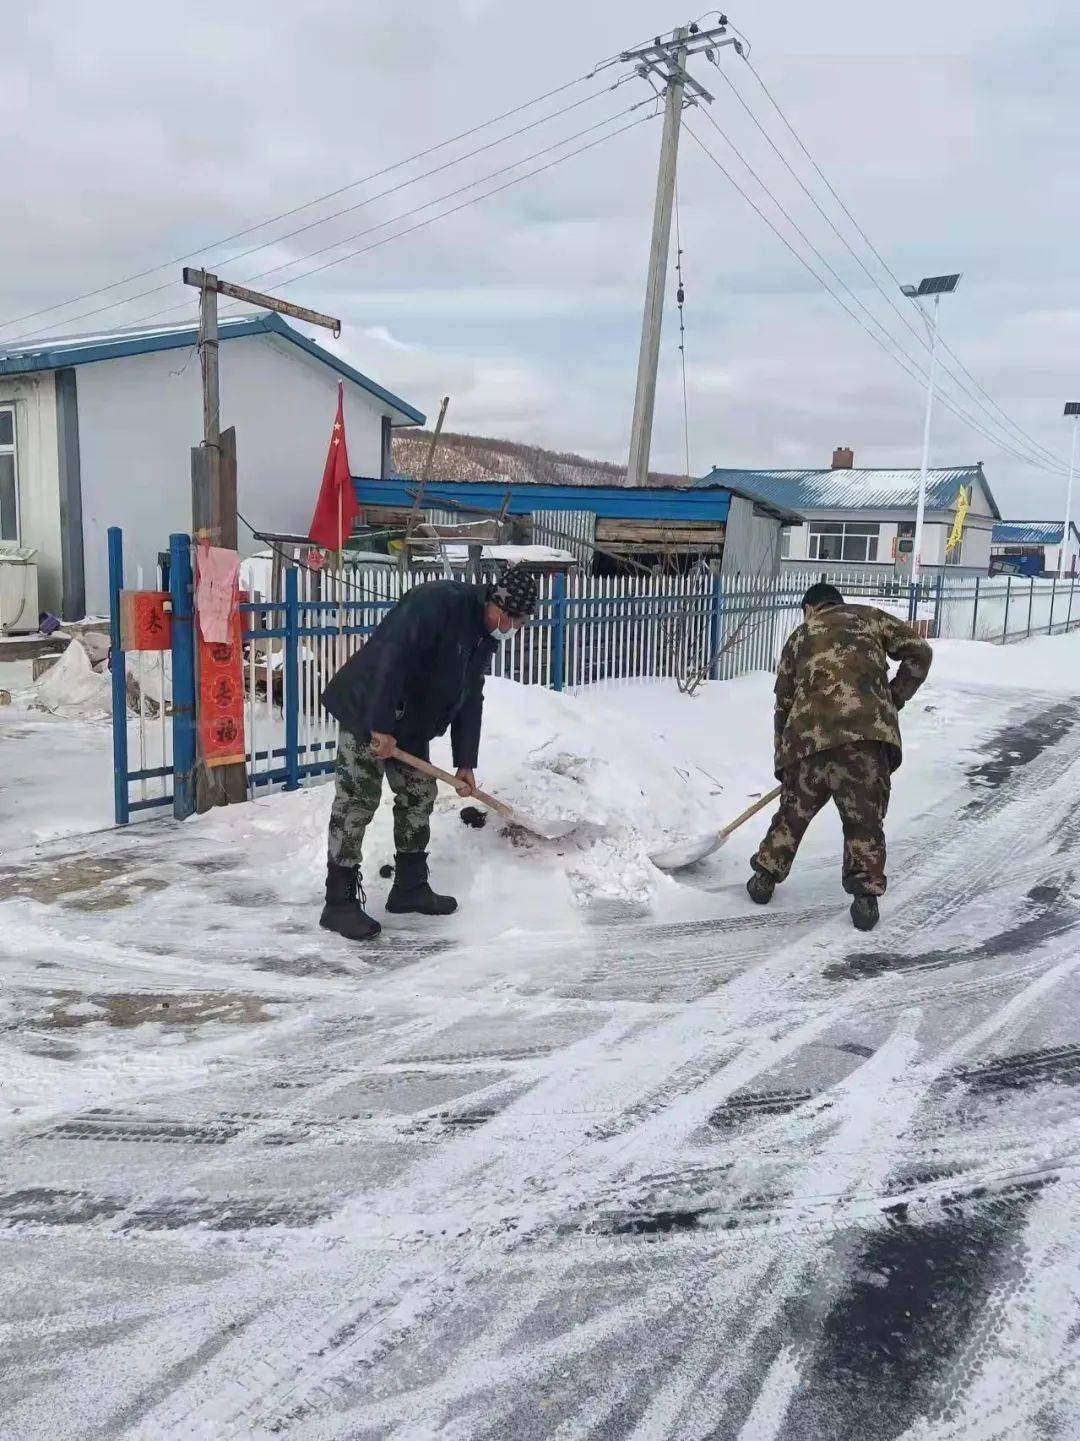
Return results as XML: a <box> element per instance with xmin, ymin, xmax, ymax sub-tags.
<box><xmin>774</xmin><ymin>604</ymin><xmax>932</xmax><ymax>777</ymax></box>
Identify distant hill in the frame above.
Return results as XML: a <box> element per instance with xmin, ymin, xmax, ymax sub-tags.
<box><xmin>391</xmin><ymin>429</ymin><xmax>685</xmax><ymax>489</ymax></box>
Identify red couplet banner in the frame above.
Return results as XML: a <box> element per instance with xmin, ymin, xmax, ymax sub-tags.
<box><xmin>197</xmin><ymin>595</ymin><xmax>246</xmax><ymax>769</ymax></box>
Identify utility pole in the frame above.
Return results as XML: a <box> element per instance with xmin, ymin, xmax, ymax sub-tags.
<box><xmin>901</xmin><ymin>273</ymin><xmax>960</xmax><ymax>583</ymax></box>
<box><xmin>912</xmin><ymin>295</ymin><xmax>940</xmax><ymax>587</ymax></box>
<box><xmin>180</xmin><ymin>268</ymin><xmax>341</xmax><ymax>811</ymax></box>
<box><xmin>620</xmin><ymin>20</ymin><xmax>737</xmax><ymax>487</ymax></box>
<box><xmin>1062</xmin><ymin>403</ymin><xmax>1080</xmax><ymax>580</ymax></box>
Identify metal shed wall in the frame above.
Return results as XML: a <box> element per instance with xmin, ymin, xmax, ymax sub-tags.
<box><xmin>720</xmin><ymin>496</ymin><xmax>782</xmax><ymax>577</ymax></box>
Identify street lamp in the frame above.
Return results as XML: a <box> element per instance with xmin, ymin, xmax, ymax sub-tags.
<box><xmin>1062</xmin><ymin>402</ymin><xmax>1080</xmax><ymax>579</ymax></box>
<box><xmin>901</xmin><ymin>273</ymin><xmax>961</xmax><ymax>583</ymax></box>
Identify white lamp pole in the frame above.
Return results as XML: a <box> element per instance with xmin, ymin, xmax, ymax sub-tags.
<box><xmin>912</xmin><ymin>295</ymin><xmax>941</xmax><ymax>586</ymax></box>
<box><xmin>1061</xmin><ymin>405</ymin><xmax>1080</xmax><ymax>580</ymax></box>
<box><xmin>902</xmin><ymin>274</ymin><xmax>961</xmax><ymax>586</ymax></box>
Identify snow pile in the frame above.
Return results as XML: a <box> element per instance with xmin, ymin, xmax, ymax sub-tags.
<box><xmin>198</xmin><ymin>676</ymin><xmax>774</xmax><ymax>917</ymax></box>
<box><xmin>30</xmin><ymin>637</ymin><xmax>112</xmax><ymax>720</ymax></box>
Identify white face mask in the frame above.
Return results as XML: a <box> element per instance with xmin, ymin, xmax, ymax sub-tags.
<box><xmin>490</xmin><ymin>623</ymin><xmax>516</xmax><ymax>644</ymax></box>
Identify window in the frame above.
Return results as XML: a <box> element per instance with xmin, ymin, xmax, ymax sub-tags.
<box><xmin>779</xmin><ymin>525</ymin><xmax>792</xmax><ymax>560</ymax></box>
<box><xmin>808</xmin><ymin>520</ymin><xmax>880</xmax><ymax>563</ymax></box>
<box><xmin>0</xmin><ymin>407</ymin><xmax>16</xmax><ymax>541</ymax></box>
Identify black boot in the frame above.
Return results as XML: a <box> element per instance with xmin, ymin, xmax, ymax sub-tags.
<box><xmin>320</xmin><ymin>863</ymin><xmax>381</xmax><ymax>941</ymax></box>
<box><xmin>850</xmin><ymin>895</ymin><xmax>880</xmax><ymax>932</ymax></box>
<box><xmin>385</xmin><ymin>852</ymin><xmax>457</xmax><ymax>916</ymax></box>
<box><xmin>746</xmin><ymin>871</ymin><xmax>776</xmax><ymax>906</ymax></box>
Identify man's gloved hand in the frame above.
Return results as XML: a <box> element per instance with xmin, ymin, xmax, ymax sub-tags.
<box><xmin>370</xmin><ymin>731</ymin><xmax>397</xmax><ymax>760</ymax></box>
<box><xmin>454</xmin><ymin>767</ymin><xmax>478</xmax><ymax>798</ymax></box>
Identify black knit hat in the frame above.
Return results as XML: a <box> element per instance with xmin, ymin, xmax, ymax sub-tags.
<box><xmin>488</xmin><ymin>565</ymin><xmax>538</xmax><ymax>618</ymax></box>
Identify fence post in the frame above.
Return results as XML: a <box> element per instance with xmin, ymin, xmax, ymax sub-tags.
<box><xmin>1004</xmin><ymin>575</ymin><xmax>1012</xmax><ymax>642</ymax></box>
<box><xmin>933</xmin><ymin>573</ymin><xmax>944</xmax><ymax>637</ymax></box>
<box><xmin>169</xmin><ymin>533</ymin><xmax>196</xmax><ymax>820</ymax></box>
<box><xmin>551</xmin><ymin>571</ymin><xmax>567</xmax><ymax>692</ymax></box>
<box><xmin>907</xmin><ymin>580</ymin><xmax>918</xmax><ymax>627</ymax></box>
<box><xmin>1069</xmin><ymin>576</ymin><xmax>1076</xmax><ymax>633</ymax></box>
<box><xmin>107</xmin><ymin>527</ymin><xmax>130</xmax><ymax>826</ymax></box>
<box><xmin>971</xmin><ymin>575</ymin><xmax>980</xmax><ymax>640</ymax></box>
<box><xmin>708</xmin><ymin>571</ymin><xmax>724</xmax><ymax>680</ymax></box>
<box><xmin>1027</xmin><ymin>576</ymin><xmax>1035</xmax><ymax>638</ymax></box>
<box><xmin>1050</xmin><ymin>575</ymin><xmax>1058</xmax><ymax>635</ymax></box>
<box><xmin>284</xmin><ymin>565</ymin><xmax>301</xmax><ymax>791</ymax></box>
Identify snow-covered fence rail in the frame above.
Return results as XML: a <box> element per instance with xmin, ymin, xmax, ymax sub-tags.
<box><xmin>107</xmin><ymin>527</ymin><xmax>1080</xmax><ymax>824</ymax></box>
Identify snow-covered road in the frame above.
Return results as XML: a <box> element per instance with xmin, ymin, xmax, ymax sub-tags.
<box><xmin>3</xmin><ymin>654</ymin><xmax>1080</xmax><ymax>1439</ymax></box>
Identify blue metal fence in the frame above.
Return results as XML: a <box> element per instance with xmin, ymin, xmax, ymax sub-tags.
<box><xmin>107</xmin><ymin>527</ymin><xmax>1080</xmax><ymax>825</ymax></box>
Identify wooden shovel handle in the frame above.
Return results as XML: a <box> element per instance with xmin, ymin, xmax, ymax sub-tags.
<box><xmin>390</xmin><ymin>746</ymin><xmax>515</xmax><ymax>821</ymax></box>
<box><xmin>719</xmin><ymin>784</ymin><xmax>783</xmax><ymax>840</ymax></box>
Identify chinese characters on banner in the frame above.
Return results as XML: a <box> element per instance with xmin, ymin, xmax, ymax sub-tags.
<box><xmin>195</xmin><ymin>549</ymin><xmax>246</xmax><ymax>769</ymax></box>
<box><xmin>119</xmin><ymin>590</ymin><xmax>172</xmax><ymax>651</ymax></box>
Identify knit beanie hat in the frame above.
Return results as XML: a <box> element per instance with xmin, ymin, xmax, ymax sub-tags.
<box><xmin>488</xmin><ymin>565</ymin><xmax>538</xmax><ymax>618</ymax></box>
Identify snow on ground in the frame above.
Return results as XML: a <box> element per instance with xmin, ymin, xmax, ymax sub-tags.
<box><xmin>4</xmin><ymin>634</ymin><xmax>1080</xmax><ymax>1439</ymax></box>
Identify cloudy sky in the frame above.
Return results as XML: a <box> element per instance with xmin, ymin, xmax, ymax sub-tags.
<box><xmin>3</xmin><ymin>0</ymin><xmax>1078</xmax><ymax>514</ymax></box>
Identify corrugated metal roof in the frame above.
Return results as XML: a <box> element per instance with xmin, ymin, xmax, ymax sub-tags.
<box><xmin>696</xmin><ymin>464</ymin><xmax>999</xmax><ymax>518</ymax></box>
<box><xmin>992</xmin><ymin>520</ymin><xmax>1071</xmax><ymax>545</ymax></box>
<box><xmin>0</xmin><ymin>312</ymin><xmax>425</xmax><ymax>425</ymax></box>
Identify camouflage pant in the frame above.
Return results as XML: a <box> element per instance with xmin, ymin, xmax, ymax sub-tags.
<box><xmin>327</xmin><ymin>729</ymin><xmax>437</xmax><ymax>868</ymax></box>
<box><xmin>752</xmin><ymin>741</ymin><xmax>892</xmax><ymax>897</ymax></box>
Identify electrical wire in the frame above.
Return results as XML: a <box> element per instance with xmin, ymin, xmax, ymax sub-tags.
<box><xmin>228</xmin><ymin>100</ymin><xmax>656</xmax><ymax>296</ymax></box>
<box><xmin>0</xmin><ymin>69</ymin><xmax>604</xmax><ymax>336</ymax></box>
<box><xmin>5</xmin><ymin>82</ymin><xmax>637</xmax><ymax>348</ymax></box>
<box><xmin>706</xmin><ymin>59</ymin><xmax>1065</xmax><ymax>472</ymax></box>
<box><xmin>674</xmin><ymin>175</ymin><xmax>691</xmax><ymax>482</ymax></box>
<box><xmin>687</xmin><ymin>114</ymin><xmax>1068</xmax><ymax>476</ymax></box>
<box><xmin>683</xmin><ymin>122</ymin><xmax>1070</xmax><ymax>477</ymax></box>
<box><xmin>126</xmin><ymin>108</ymin><xmax>658</xmax><ymax>334</ymax></box>
<box><xmin>729</xmin><ymin>51</ymin><xmax>1068</xmax><ymax>474</ymax></box>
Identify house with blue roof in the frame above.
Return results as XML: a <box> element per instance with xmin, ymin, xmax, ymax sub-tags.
<box><xmin>990</xmin><ymin>520</ymin><xmax>1080</xmax><ymax>577</ymax></box>
<box><xmin>0</xmin><ymin>313</ymin><xmax>424</xmax><ymax>619</ymax></box>
<box><xmin>696</xmin><ymin>449</ymin><xmax>1000</xmax><ymax>577</ymax></box>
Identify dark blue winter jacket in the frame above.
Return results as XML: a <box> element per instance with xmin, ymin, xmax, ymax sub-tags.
<box><xmin>321</xmin><ymin>581</ymin><xmax>495</xmax><ymax>768</ymax></box>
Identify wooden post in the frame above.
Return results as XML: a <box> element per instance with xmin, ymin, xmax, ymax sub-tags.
<box><xmin>181</xmin><ymin>267</ymin><xmax>340</xmax><ymax>811</ymax></box>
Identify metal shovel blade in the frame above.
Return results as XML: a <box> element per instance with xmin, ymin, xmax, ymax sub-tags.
<box><xmin>649</xmin><ymin>784</ymin><xmax>783</xmax><ymax>874</ymax></box>
<box><xmin>391</xmin><ymin>746</ymin><xmax>577</xmax><ymax>843</ymax></box>
<box><xmin>502</xmin><ymin>809</ymin><xmax>579</xmax><ymax>842</ymax></box>
<box><xmin>649</xmin><ymin>830</ymin><xmax>728</xmax><ymax>871</ymax></box>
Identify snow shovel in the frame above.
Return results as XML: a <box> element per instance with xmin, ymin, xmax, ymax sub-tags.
<box><xmin>391</xmin><ymin>747</ymin><xmax>578</xmax><ymax>842</ymax></box>
<box><xmin>650</xmin><ymin>784</ymin><xmax>783</xmax><ymax>872</ymax></box>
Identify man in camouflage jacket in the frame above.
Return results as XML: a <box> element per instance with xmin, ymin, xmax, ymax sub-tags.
<box><xmin>747</xmin><ymin>582</ymin><xmax>932</xmax><ymax>931</ymax></box>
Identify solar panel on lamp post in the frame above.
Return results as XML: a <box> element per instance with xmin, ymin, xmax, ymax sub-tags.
<box><xmin>902</xmin><ymin>274</ymin><xmax>962</xmax><ymax>584</ymax></box>
<box><xmin>1062</xmin><ymin>403</ymin><xmax>1080</xmax><ymax>580</ymax></box>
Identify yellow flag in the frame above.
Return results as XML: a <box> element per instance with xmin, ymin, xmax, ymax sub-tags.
<box><xmin>946</xmin><ymin>486</ymin><xmax>970</xmax><ymax>554</ymax></box>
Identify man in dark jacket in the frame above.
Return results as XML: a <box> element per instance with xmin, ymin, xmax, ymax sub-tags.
<box><xmin>319</xmin><ymin>564</ymin><xmax>539</xmax><ymax>941</ymax></box>
<box><xmin>747</xmin><ymin>582</ymin><xmax>932</xmax><ymax>932</ymax></box>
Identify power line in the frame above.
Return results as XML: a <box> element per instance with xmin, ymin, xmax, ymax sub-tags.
<box><xmin>683</xmin><ymin>123</ymin><xmax>1069</xmax><ymax>477</ymax></box>
<box><xmin>232</xmin><ymin>101</ymin><xmax>655</xmax><ymax>295</ymax></box>
<box><xmin>674</xmin><ymin>175</ymin><xmax>691</xmax><ymax>482</ymax></box>
<box><xmin>0</xmin><ymin>69</ymin><xmax>603</xmax><ymax>337</ymax></box>
<box><xmin>687</xmin><ymin>113</ymin><xmax>1068</xmax><ymax>476</ymax></box>
<box><xmin>121</xmin><ymin>108</ymin><xmax>659</xmax><ymax>335</ymax></box>
<box><xmin>730</xmin><ymin>51</ymin><xmax>1068</xmax><ymax>475</ymax></box>
<box><xmin>5</xmin><ymin>85</ymin><xmax>638</xmax><ymax>348</ymax></box>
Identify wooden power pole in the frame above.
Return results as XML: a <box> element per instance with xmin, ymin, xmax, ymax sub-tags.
<box><xmin>620</xmin><ymin>22</ymin><xmax>737</xmax><ymax>487</ymax></box>
<box><xmin>181</xmin><ymin>268</ymin><xmax>342</xmax><ymax>811</ymax></box>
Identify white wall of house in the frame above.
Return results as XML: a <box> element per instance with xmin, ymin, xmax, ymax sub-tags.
<box><xmin>75</xmin><ymin>332</ymin><xmax>396</xmax><ymax>615</ymax></box>
<box><xmin>781</xmin><ymin>507</ymin><xmax>994</xmax><ymax>575</ymax></box>
<box><xmin>0</xmin><ymin>371</ymin><xmax>63</xmax><ymax>613</ymax></box>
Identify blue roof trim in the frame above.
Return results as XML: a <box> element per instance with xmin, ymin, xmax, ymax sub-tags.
<box><xmin>354</xmin><ymin>475</ymin><xmax>737</xmax><ymax>522</ymax></box>
<box><xmin>0</xmin><ymin>311</ymin><xmax>425</xmax><ymax>425</ymax></box>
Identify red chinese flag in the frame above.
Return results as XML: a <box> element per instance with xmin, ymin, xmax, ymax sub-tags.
<box><xmin>307</xmin><ymin>382</ymin><xmax>359</xmax><ymax>551</ymax></box>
